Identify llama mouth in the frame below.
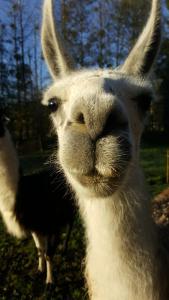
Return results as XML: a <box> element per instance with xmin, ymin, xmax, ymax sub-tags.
<box><xmin>61</xmin><ymin>133</ymin><xmax>132</xmax><ymax>196</ymax></box>
<box><xmin>70</xmin><ymin>168</ymin><xmax>123</xmax><ymax>196</ymax></box>
<box><xmin>78</xmin><ymin>169</ymin><xmax>121</xmax><ymax>183</ymax></box>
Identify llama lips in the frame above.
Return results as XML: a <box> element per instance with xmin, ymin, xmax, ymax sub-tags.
<box><xmin>70</xmin><ymin>168</ymin><xmax>123</xmax><ymax>197</ymax></box>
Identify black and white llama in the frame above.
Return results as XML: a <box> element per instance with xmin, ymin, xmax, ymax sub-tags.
<box><xmin>0</xmin><ymin>109</ymin><xmax>75</xmax><ymax>284</ymax></box>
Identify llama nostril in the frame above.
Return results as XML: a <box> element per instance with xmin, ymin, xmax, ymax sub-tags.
<box><xmin>76</xmin><ymin>113</ymin><xmax>85</xmax><ymax>124</ymax></box>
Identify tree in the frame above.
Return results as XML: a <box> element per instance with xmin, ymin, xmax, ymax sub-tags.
<box><xmin>0</xmin><ymin>23</ymin><xmax>10</xmax><ymax>105</ymax></box>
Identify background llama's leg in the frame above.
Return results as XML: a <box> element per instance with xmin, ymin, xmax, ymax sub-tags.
<box><xmin>45</xmin><ymin>235</ymin><xmax>59</xmax><ymax>284</ymax></box>
<box><xmin>45</xmin><ymin>255</ymin><xmax>53</xmax><ymax>284</ymax></box>
<box><xmin>32</xmin><ymin>232</ymin><xmax>46</xmax><ymax>273</ymax></box>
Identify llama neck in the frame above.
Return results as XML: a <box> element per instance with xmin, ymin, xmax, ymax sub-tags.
<box><xmin>73</xmin><ymin>167</ymin><xmax>159</xmax><ymax>300</ymax></box>
<box><xmin>0</xmin><ymin>130</ymin><xmax>24</xmax><ymax>238</ymax></box>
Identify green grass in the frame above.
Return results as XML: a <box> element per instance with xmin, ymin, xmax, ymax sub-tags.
<box><xmin>0</xmin><ymin>217</ymin><xmax>86</xmax><ymax>300</ymax></box>
<box><xmin>140</xmin><ymin>145</ymin><xmax>168</xmax><ymax>196</ymax></box>
<box><xmin>0</xmin><ymin>146</ymin><xmax>168</xmax><ymax>299</ymax></box>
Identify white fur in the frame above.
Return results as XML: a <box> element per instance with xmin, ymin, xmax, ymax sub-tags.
<box><xmin>71</xmin><ymin>166</ymin><xmax>159</xmax><ymax>300</ymax></box>
<box><xmin>0</xmin><ymin>130</ymin><xmax>26</xmax><ymax>238</ymax></box>
<box><xmin>122</xmin><ymin>0</ymin><xmax>161</xmax><ymax>75</ymax></box>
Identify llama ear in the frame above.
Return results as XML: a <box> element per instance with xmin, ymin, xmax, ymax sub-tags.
<box><xmin>41</xmin><ymin>0</ymin><xmax>75</xmax><ymax>79</ymax></box>
<box><xmin>121</xmin><ymin>0</ymin><xmax>161</xmax><ymax>76</ymax></box>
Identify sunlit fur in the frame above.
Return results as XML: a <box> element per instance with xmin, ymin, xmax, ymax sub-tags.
<box><xmin>41</xmin><ymin>0</ymin><xmax>169</xmax><ymax>299</ymax></box>
<box><xmin>0</xmin><ymin>130</ymin><xmax>24</xmax><ymax>238</ymax></box>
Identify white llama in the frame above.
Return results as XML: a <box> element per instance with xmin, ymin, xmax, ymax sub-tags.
<box><xmin>0</xmin><ymin>111</ymin><xmax>75</xmax><ymax>284</ymax></box>
<box><xmin>41</xmin><ymin>0</ymin><xmax>169</xmax><ymax>299</ymax></box>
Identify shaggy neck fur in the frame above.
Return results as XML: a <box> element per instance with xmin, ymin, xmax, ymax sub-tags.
<box><xmin>68</xmin><ymin>163</ymin><xmax>166</xmax><ymax>300</ymax></box>
<box><xmin>0</xmin><ymin>130</ymin><xmax>25</xmax><ymax>238</ymax></box>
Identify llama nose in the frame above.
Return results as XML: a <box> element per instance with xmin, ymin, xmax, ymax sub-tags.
<box><xmin>73</xmin><ymin>108</ymin><xmax>121</xmax><ymax>141</ymax></box>
<box><xmin>87</xmin><ymin>111</ymin><xmax>118</xmax><ymax>141</ymax></box>
<box><xmin>75</xmin><ymin>112</ymin><xmax>85</xmax><ymax>125</ymax></box>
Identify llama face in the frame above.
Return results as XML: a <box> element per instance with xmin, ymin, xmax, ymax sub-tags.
<box><xmin>43</xmin><ymin>71</ymin><xmax>153</xmax><ymax>196</ymax></box>
<box><xmin>41</xmin><ymin>0</ymin><xmax>160</xmax><ymax>197</ymax></box>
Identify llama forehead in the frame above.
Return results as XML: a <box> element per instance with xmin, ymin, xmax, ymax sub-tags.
<box><xmin>43</xmin><ymin>69</ymin><xmax>152</xmax><ymax>106</ymax></box>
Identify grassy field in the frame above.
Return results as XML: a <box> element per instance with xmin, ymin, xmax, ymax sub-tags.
<box><xmin>141</xmin><ymin>145</ymin><xmax>168</xmax><ymax>195</ymax></box>
<box><xmin>0</xmin><ymin>145</ymin><xmax>168</xmax><ymax>299</ymax></box>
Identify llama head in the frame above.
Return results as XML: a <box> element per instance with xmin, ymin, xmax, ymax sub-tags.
<box><xmin>42</xmin><ymin>0</ymin><xmax>161</xmax><ymax>197</ymax></box>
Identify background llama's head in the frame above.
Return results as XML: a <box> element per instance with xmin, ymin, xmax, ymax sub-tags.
<box><xmin>42</xmin><ymin>0</ymin><xmax>161</xmax><ymax>197</ymax></box>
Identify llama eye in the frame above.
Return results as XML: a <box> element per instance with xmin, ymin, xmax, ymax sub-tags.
<box><xmin>48</xmin><ymin>97</ymin><xmax>59</xmax><ymax>113</ymax></box>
